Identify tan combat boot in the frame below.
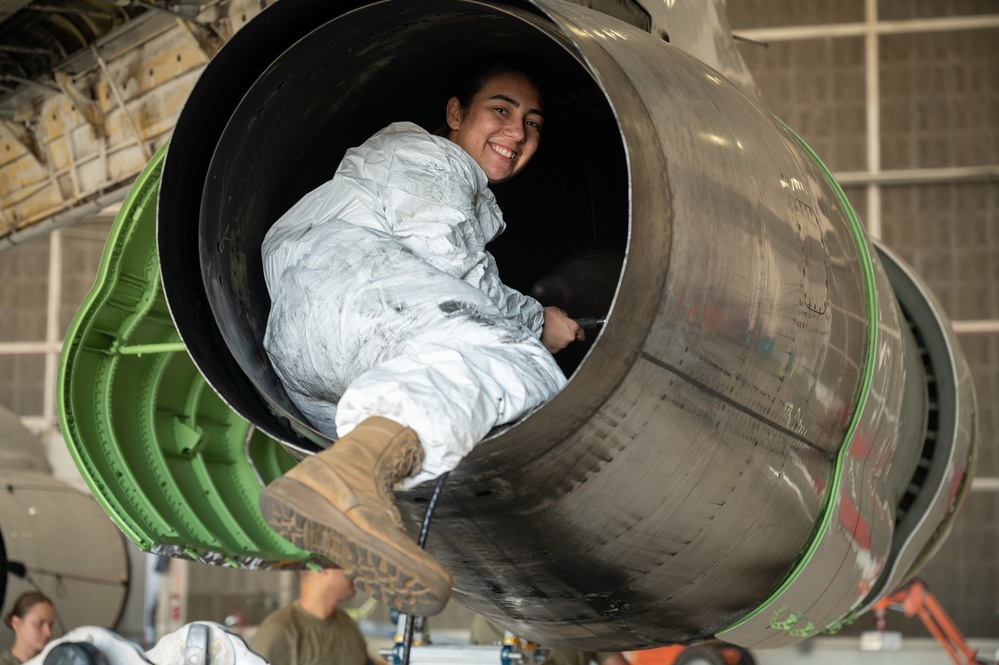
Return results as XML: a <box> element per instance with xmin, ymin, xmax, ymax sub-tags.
<box><xmin>259</xmin><ymin>416</ymin><xmax>452</xmax><ymax>616</ymax></box>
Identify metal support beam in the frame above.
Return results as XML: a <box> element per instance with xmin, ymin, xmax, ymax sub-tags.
<box><xmin>836</xmin><ymin>165</ymin><xmax>999</xmax><ymax>187</ymax></box>
<box><xmin>91</xmin><ymin>44</ymin><xmax>151</xmax><ymax>160</ymax></box>
<box><xmin>0</xmin><ymin>118</ymin><xmax>47</xmax><ymax>166</ymax></box>
<box><xmin>0</xmin><ymin>183</ymin><xmax>131</xmax><ymax>251</ymax></box>
<box><xmin>53</xmin><ymin>70</ymin><xmax>106</xmax><ymax>139</ymax></box>
<box><xmin>735</xmin><ymin>14</ymin><xmax>999</xmax><ymax>43</ymax></box>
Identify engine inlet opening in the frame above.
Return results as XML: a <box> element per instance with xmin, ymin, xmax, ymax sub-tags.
<box><xmin>197</xmin><ymin>0</ymin><xmax>629</xmax><ymax>447</ymax></box>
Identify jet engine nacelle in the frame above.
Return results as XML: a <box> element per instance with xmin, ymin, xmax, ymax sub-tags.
<box><xmin>140</xmin><ymin>0</ymin><xmax>974</xmax><ymax>650</ymax></box>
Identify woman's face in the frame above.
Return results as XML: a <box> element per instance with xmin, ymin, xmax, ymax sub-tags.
<box><xmin>12</xmin><ymin>602</ymin><xmax>55</xmax><ymax>656</ymax></box>
<box><xmin>446</xmin><ymin>72</ymin><xmax>544</xmax><ymax>185</ymax></box>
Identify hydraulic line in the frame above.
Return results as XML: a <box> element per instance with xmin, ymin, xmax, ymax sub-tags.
<box><xmin>401</xmin><ymin>471</ymin><xmax>451</xmax><ymax>665</ymax></box>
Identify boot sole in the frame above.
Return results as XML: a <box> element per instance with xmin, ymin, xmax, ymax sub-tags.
<box><xmin>260</xmin><ymin>476</ymin><xmax>450</xmax><ymax>616</ymax></box>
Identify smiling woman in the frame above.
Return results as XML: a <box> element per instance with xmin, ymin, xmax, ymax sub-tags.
<box><xmin>256</xmin><ymin>58</ymin><xmax>587</xmax><ymax>616</ymax></box>
<box><xmin>445</xmin><ymin>67</ymin><xmax>545</xmax><ymax>184</ymax></box>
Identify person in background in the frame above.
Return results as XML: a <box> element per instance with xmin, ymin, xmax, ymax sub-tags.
<box><xmin>1</xmin><ymin>591</ymin><xmax>55</xmax><ymax>664</ymax></box>
<box><xmin>250</xmin><ymin>567</ymin><xmax>379</xmax><ymax>665</ymax></box>
<box><xmin>470</xmin><ymin>615</ymin><xmax>630</xmax><ymax>665</ymax></box>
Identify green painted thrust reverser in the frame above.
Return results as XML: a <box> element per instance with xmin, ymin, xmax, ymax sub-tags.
<box><xmin>57</xmin><ymin>143</ymin><xmax>308</xmax><ymax>568</ymax></box>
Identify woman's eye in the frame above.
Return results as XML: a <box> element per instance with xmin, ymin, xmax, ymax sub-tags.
<box><xmin>493</xmin><ymin>107</ymin><xmax>507</xmax><ymax>115</ymax></box>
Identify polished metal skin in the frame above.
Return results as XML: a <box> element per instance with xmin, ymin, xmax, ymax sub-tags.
<box><xmin>154</xmin><ymin>0</ymin><xmax>976</xmax><ymax>651</ymax></box>
<box><xmin>635</xmin><ymin>0</ymin><xmax>762</xmax><ymax>104</ymax></box>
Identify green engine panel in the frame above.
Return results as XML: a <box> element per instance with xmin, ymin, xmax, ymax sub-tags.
<box><xmin>57</xmin><ymin>144</ymin><xmax>309</xmax><ymax>568</ymax></box>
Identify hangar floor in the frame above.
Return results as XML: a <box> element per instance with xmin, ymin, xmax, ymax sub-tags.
<box><xmin>760</xmin><ymin>637</ymin><xmax>999</xmax><ymax>665</ymax></box>
<box><xmin>357</xmin><ymin>633</ymin><xmax>999</xmax><ymax>665</ymax></box>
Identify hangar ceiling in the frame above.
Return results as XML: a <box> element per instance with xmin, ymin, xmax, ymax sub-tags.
<box><xmin>0</xmin><ymin>0</ymin><xmax>250</xmax><ymax>249</ymax></box>
<box><xmin>0</xmin><ymin>0</ymin><xmax>147</xmax><ymax>84</ymax></box>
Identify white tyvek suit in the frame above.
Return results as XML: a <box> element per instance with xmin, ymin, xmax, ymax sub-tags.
<box><xmin>262</xmin><ymin>122</ymin><xmax>566</xmax><ymax>488</ymax></box>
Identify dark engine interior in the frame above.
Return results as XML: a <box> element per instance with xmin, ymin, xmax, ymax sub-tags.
<box><xmin>196</xmin><ymin>0</ymin><xmax>630</xmax><ymax>406</ymax></box>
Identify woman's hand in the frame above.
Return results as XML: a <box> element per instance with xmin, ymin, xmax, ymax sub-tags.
<box><xmin>541</xmin><ymin>306</ymin><xmax>585</xmax><ymax>353</ymax></box>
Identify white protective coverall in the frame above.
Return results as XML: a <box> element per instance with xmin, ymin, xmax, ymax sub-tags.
<box><xmin>262</xmin><ymin>122</ymin><xmax>567</xmax><ymax>488</ymax></box>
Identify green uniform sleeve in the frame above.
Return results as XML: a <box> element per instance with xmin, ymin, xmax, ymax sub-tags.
<box><xmin>250</xmin><ymin>611</ymin><xmax>297</xmax><ymax>664</ymax></box>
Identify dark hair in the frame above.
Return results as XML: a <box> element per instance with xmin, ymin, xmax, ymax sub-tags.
<box><xmin>3</xmin><ymin>591</ymin><xmax>53</xmax><ymax>629</ymax></box>
<box><xmin>450</xmin><ymin>59</ymin><xmax>545</xmax><ymax>112</ymax></box>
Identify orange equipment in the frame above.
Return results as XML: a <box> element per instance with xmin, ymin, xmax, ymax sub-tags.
<box><xmin>628</xmin><ymin>643</ymin><xmax>755</xmax><ymax>665</ymax></box>
<box><xmin>873</xmin><ymin>580</ymin><xmax>993</xmax><ymax>665</ymax></box>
